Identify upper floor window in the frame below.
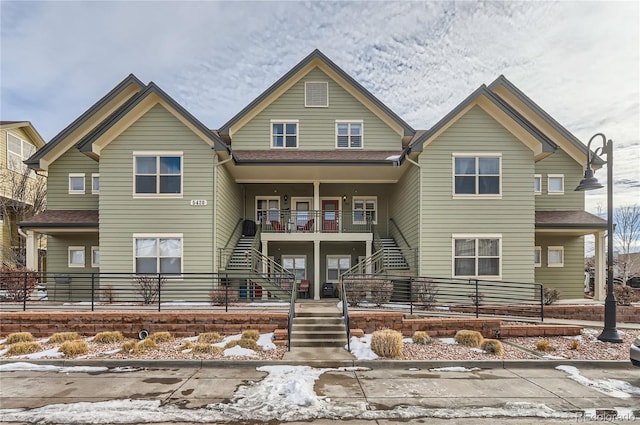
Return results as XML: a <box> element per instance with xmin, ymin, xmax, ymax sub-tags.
<box><xmin>453</xmin><ymin>154</ymin><xmax>501</xmax><ymax>197</ymax></box>
<box><xmin>453</xmin><ymin>235</ymin><xmax>501</xmax><ymax>278</ymax></box>
<box><xmin>7</xmin><ymin>133</ymin><xmax>35</xmax><ymax>174</ymax></box>
<box><xmin>271</xmin><ymin>121</ymin><xmax>298</xmax><ymax>148</ymax></box>
<box><xmin>336</xmin><ymin>121</ymin><xmax>363</xmax><ymax>148</ymax></box>
<box><xmin>534</xmin><ymin>174</ymin><xmax>542</xmax><ymax>195</ymax></box>
<box><xmin>305</xmin><ymin>82</ymin><xmax>328</xmax><ymax>107</ymax></box>
<box><xmin>92</xmin><ymin>173</ymin><xmax>100</xmax><ymax>195</ymax></box>
<box><xmin>256</xmin><ymin>197</ymin><xmax>280</xmax><ymax>223</ymax></box>
<box><xmin>68</xmin><ymin>173</ymin><xmax>85</xmax><ymax>194</ymax></box>
<box><xmin>548</xmin><ymin>174</ymin><xmax>564</xmax><ymax>194</ymax></box>
<box><xmin>353</xmin><ymin>197</ymin><xmax>377</xmax><ymax>224</ymax></box>
<box><xmin>134</xmin><ymin>152</ymin><xmax>182</xmax><ymax>196</ymax></box>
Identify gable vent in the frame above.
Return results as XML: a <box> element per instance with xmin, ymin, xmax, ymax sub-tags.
<box><xmin>305</xmin><ymin>82</ymin><xmax>328</xmax><ymax>107</ymax></box>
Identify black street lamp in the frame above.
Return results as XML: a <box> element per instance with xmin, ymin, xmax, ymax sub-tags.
<box><xmin>575</xmin><ymin>133</ymin><xmax>622</xmax><ymax>343</ymax></box>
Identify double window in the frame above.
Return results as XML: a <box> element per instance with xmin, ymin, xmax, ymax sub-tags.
<box><xmin>453</xmin><ymin>235</ymin><xmax>501</xmax><ymax>278</ymax></box>
<box><xmin>7</xmin><ymin>133</ymin><xmax>35</xmax><ymax>174</ymax></box>
<box><xmin>336</xmin><ymin>121</ymin><xmax>363</xmax><ymax>148</ymax></box>
<box><xmin>353</xmin><ymin>197</ymin><xmax>377</xmax><ymax>224</ymax></box>
<box><xmin>134</xmin><ymin>153</ymin><xmax>182</xmax><ymax>196</ymax></box>
<box><xmin>282</xmin><ymin>256</ymin><xmax>306</xmax><ymax>281</ymax></box>
<box><xmin>453</xmin><ymin>154</ymin><xmax>501</xmax><ymax>196</ymax></box>
<box><xmin>327</xmin><ymin>255</ymin><xmax>351</xmax><ymax>282</ymax></box>
<box><xmin>256</xmin><ymin>197</ymin><xmax>280</xmax><ymax>223</ymax></box>
<box><xmin>271</xmin><ymin>121</ymin><xmax>298</xmax><ymax>148</ymax></box>
<box><xmin>134</xmin><ymin>235</ymin><xmax>182</xmax><ymax>274</ymax></box>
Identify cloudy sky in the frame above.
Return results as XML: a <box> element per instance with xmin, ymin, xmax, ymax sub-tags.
<box><xmin>1</xmin><ymin>1</ymin><xmax>638</xmax><ymax>209</ymax></box>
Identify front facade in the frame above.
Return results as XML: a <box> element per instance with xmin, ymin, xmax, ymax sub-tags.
<box><xmin>21</xmin><ymin>50</ymin><xmax>607</xmax><ymax>300</ymax></box>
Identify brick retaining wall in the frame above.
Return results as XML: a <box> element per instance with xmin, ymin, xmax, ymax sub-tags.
<box><xmin>450</xmin><ymin>304</ymin><xmax>639</xmax><ymax>323</ymax></box>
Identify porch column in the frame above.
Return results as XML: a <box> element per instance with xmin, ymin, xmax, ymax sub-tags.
<box><xmin>314</xmin><ymin>240</ymin><xmax>320</xmax><ymax>300</ymax></box>
<box><xmin>261</xmin><ymin>240</ymin><xmax>268</xmax><ymax>274</ymax></box>
<box><xmin>25</xmin><ymin>230</ymin><xmax>38</xmax><ymax>271</ymax></box>
<box><xmin>313</xmin><ymin>181</ymin><xmax>320</xmax><ymax>233</ymax></box>
<box><xmin>365</xmin><ymin>240</ymin><xmax>372</xmax><ymax>274</ymax></box>
<box><xmin>594</xmin><ymin>231</ymin><xmax>606</xmax><ymax>301</ymax></box>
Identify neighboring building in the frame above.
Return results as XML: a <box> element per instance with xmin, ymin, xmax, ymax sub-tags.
<box><xmin>0</xmin><ymin>121</ymin><xmax>46</xmax><ymax>268</ymax></box>
<box><xmin>21</xmin><ymin>50</ymin><xmax>608</xmax><ymax>300</ymax></box>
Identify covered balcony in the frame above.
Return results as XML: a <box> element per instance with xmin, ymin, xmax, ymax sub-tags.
<box><xmin>260</xmin><ymin>209</ymin><xmax>373</xmax><ymax>234</ymax></box>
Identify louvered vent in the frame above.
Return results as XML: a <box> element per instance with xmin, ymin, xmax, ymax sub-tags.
<box><xmin>305</xmin><ymin>82</ymin><xmax>328</xmax><ymax>107</ymax></box>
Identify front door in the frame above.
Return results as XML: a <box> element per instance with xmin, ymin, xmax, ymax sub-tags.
<box><xmin>322</xmin><ymin>199</ymin><xmax>339</xmax><ymax>232</ymax></box>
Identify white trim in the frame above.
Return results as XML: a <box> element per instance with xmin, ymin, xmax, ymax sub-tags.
<box><xmin>534</xmin><ymin>246</ymin><xmax>542</xmax><ymax>267</ymax></box>
<box><xmin>91</xmin><ymin>246</ymin><xmax>100</xmax><ymax>268</ymax></box>
<box><xmin>335</xmin><ymin>120</ymin><xmax>364</xmax><ymax>149</ymax></box>
<box><xmin>534</xmin><ymin>174</ymin><xmax>542</xmax><ymax>195</ymax></box>
<box><xmin>270</xmin><ymin>120</ymin><xmax>299</xmax><ymax>148</ymax></box>
<box><xmin>304</xmin><ymin>81</ymin><xmax>329</xmax><ymax>107</ymax></box>
<box><xmin>282</xmin><ymin>254</ymin><xmax>307</xmax><ymax>280</ymax></box>
<box><xmin>132</xmin><ymin>152</ymin><xmax>183</xmax><ymax>198</ymax></box>
<box><xmin>91</xmin><ymin>173</ymin><xmax>100</xmax><ymax>195</ymax></box>
<box><xmin>320</xmin><ymin>196</ymin><xmax>342</xmax><ymax>232</ymax></box>
<box><xmin>68</xmin><ymin>173</ymin><xmax>86</xmax><ymax>194</ymax></box>
<box><xmin>255</xmin><ymin>196</ymin><xmax>281</xmax><ymax>223</ymax></box>
<box><xmin>452</xmin><ymin>153</ymin><xmax>502</xmax><ymax>199</ymax></box>
<box><xmin>132</xmin><ymin>234</ymin><xmax>184</xmax><ymax>274</ymax></box>
<box><xmin>547</xmin><ymin>174</ymin><xmax>564</xmax><ymax>195</ymax></box>
<box><xmin>547</xmin><ymin>245</ymin><xmax>564</xmax><ymax>267</ymax></box>
<box><xmin>326</xmin><ymin>255</ymin><xmax>351</xmax><ymax>283</ymax></box>
<box><xmin>6</xmin><ymin>132</ymin><xmax>35</xmax><ymax>174</ymax></box>
<box><xmin>68</xmin><ymin>246</ymin><xmax>85</xmax><ymax>268</ymax></box>
<box><xmin>352</xmin><ymin>196</ymin><xmax>377</xmax><ymax>224</ymax></box>
<box><xmin>451</xmin><ymin>234</ymin><xmax>502</xmax><ymax>279</ymax></box>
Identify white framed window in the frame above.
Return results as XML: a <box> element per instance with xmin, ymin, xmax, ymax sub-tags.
<box><xmin>353</xmin><ymin>197</ymin><xmax>377</xmax><ymax>224</ymax></box>
<box><xmin>534</xmin><ymin>246</ymin><xmax>542</xmax><ymax>267</ymax></box>
<box><xmin>534</xmin><ymin>174</ymin><xmax>542</xmax><ymax>195</ymax></box>
<box><xmin>7</xmin><ymin>133</ymin><xmax>35</xmax><ymax>174</ymax></box>
<box><xmin>91</xmin><ymin>174</ymin><xmax>100</xmax><ymax>194</ymax></box>
<box><xmin>305</xmin><ymin>81</ymin><xmax>328</xmax><ymax>107</ymax></box>
<box><xmin>133</xmin><ymin>234</ymin><xmax>183</xmax><ymax>274</ymax></box>
<box><xmin>68</xmin><ymin>173</ymin><xmax>86</xmax><ymax>194</ymax></box>
<box><xmin>133</xmin><ymin>152</ymin><xmax>182</xmax><ymax>197</ymax></box>
<box><xmin>256</xmin><ymin>197</ymin><xmax>280</xmax><ymax>223</ymax></box>
<box><xmin>68</xmin><ymin>246</ymin><xmax>85</xmax><ymax>268</ymax></box>
<box><xmin>453</xmin><ymin>235</ymin><xmax>501</xmax><ymax>278</ymax></box>
<box><xmin>271</xmin><ymin>121</ymin><xmax>298</xmax><ymax>148</ymax></box>
<box><xmin>336</xmin><ymin>121</ymin><xmax>363</xmax><ymax>148</ymax></box>
<box><xmin>453</xmin><ymin>154</ymin><xmax>501</xmax><ymax>197</ymax></box>
<box><xmin>327</xmin><ymin>255</ymin><xmax>351</xmax><ymax>282</ymax></box>
<box><xmin>91</xmin><ymin>246</ymin><xmax>100</xmax><ymax>267</ymax></box>
<box><xmin>282</xmin><ymin>255</ymin><xmax>306</xmax><ymax>281</ymax></box>
<box><xmin>548</xmin><ymin>174</ymin><xmax>564</xmax><ymax>194</ymax></box>
<box><xmin>547</xmin><ymin>246</ymin><xmax>564</xmax><ymax>267</ymax></box>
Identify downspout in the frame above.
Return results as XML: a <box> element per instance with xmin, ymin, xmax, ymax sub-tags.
<box><xmin>213</xmin><ymin>152</ymin><xmax>234</xmax><ymax>272</ymax></box>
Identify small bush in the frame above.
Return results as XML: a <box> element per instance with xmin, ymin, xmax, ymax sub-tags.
<box><xmin>535</xmin><ymin>340</ymin><xmax>553</xmax><ymax>352</ymax></box>
<box><xmin>99</xmin><ymin>286</ymin><xmax>115</xmax><ymax>303</ymax></box>
<box><xmin>468</xmin><ymin>292</ymin><xmax>484</xmax><ymax>305</ymax></box>
<box><xmin>567</xmin><ymin>340</ymin><xmax>580</xmax><ymax>350</ymax></box>
<box><xmin>481</xmin><ymin>339</ymin><xmax>504</xmax><ymax>356</ymax></box>
<box><xmin>241</xmin><ymin>330</ymin><xmax>260</xmax><ymax>341</ymax></box>
<box><xmin>454</xmin><ymin>330</ymin><xmax>484</xmax><ymax>348</ymax></box>
<box><xmin>121</xmin><ymin>338</ymin><xmax>158</xmax><ymax>354</ymax></box>
<box><xmin>614</xmin><ymin>285</ymin><xmax>640</xmax><ymax>306</ymax></box>
<box><xmin>412</xmin><ymin>278</ymin><xmax>438</xmax><ymax>310</ymax></box>
<box><xmin>133</xmin><ymin>274</ymin><xmax>166</xmax><ymax>304</ymax></box>
<box><xmin>371</xmin><ymin>329</ymin><xmax>403</xmax><ymax>358</ymax></box>
<box><xmin>412</xmin><ymin>331</ymin><xmax>432</xmax><ymax>345</ymax></box>
<box><xmin>198</xmin><ymin>332</ymin><xmax>223</xmax><ymax>344</ymax></box>
<box><xmin>59</xmin><ymin>340</ymin><xmax>89</xmax><ymax>357</ymax></box>
<box><xmin>225</xmin><ymin>338</ymin><xmax>260</xmax><ymax>351</ymax></box>
<box><xmin>370</xmin><ymin>280</ymin><xmax>393</xmax><ymax>306</ymax></box>
<box><xmin>93</xmin><ymin>331</ymin><xmax>124</xmax><ymax>344</ymax></box>
<box><xmin>148</xmin><ymin>332</ymin><xmax>173</xmax><ymax>343</ymax></box>
<box><xmin>48</xmin><ymin>332</ymin><xmax>81</xmax><ymax>344</ymax></box>
<box><xmin>543</xmin><ymin>288</ymin><xmax>561</xmax><ymax>305</ymax></box>
<box><xmin>209</xmin><ymin>287</ymin><xmax>239</xmax><ymax>305</ymax></box>
<box><xmin>0</xmin><ymin>267</ymin><xmax>39</xmax><ymax>302</ymax></box>
<box><xmin>344</xmin><ymin>277</ymin><xmax>367</xmax><ymax>306</ymax></box>
<box><xmin>192</xmin><ymin>343</ymin><xmax>223</xmax><ymax>354</ymax></box>
<box><xmin>6</xmin><ymin>332</ymin><xmax>34</xmax><ymax>344</ymax></box>
<box><xmin>7</xmin><ymin>341</ymin><xmax>42</xmax><ymax>355</ymax></box>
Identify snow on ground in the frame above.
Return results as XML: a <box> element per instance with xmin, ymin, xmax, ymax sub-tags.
<box><xmin>348</xmin><ymin>334</ymin><xmax>378</xmax><ymax>360</ymax></box>
<box><xmin>257</xmin><ymin>332</ymin><xmax>276</xmax><ymax>350</ymax></box>
<box><xmin>22</xmin><ymin>347</ymin><xmax>65</xmax><ymax>360</ymax></box>
<box><xmin>246</xmin><ymin>302</ymin><xmax>288</xmax><ymax>307</ymax></box>
<box><xmin>0</xmin><ymin>362</ymin><xmax>108</xmax><ymax>373</ymax></box>
<box><xmin>440</xmin><ymin>338</ymin><xmax>457</xmax><ymax>345</ymax></box>
<box><xmin>430</xmin><ymin>367</ymin><xmax>481</xmax><ymax>372</ymax></box>
<box><xmin>223</xmin><ymin>346</ymin><xmax>257</xmax><ymax>357</ymax></box>
<box><xmin>556</xmin><ymin>365</ymin><xmax>640</xmax><ymax>399</ymax></box>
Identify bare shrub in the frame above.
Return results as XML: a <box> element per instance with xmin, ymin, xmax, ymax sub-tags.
<box><xmin>343</xmin><ymin>277</ymin><xmax>367</xmax><ymax>306</ymax></box>
<box><xmin>371</xmin><ymin>329</ymin><xmax>403</xmax><ymax>358</ymax></box>
<box><xmin>6</xmin><ymin>332</ymin><xmax>34</xmax><ymax>344</ymax></box>
<box><xmin>133</xmin><ymin>274</ymin><xmax>166</xmax><ymax>304</ymax></box>
<box><xmin>370</xmin><ymin>280</ymin><xmax>393</xmax><ymax>306</ymax></box>
<box><xmin>454</xmin><ymin>330</ymin><xmax>483</xmax><ymax>348</ymax></box>
<box><xmin>543</xmin><ymin>288</ymin><xmax>562</xmax><ymax>305</ymax></box>
<box><xmin>614</xmin><ymin>285</ymin><xmax>640</xmax><ymax>306</ymax></box>
<box><xmin>59</xmin><ymin>340</ymin><xmax>89</xmax><ymax>357</ymax></box>
<box><xmin>412</xmin><ymin>331</ymin><xmax>432</xmax><ymax>345</ymax></box>
<box><xmin>412</xmin><ymin>278</ymin><xmax>439</xmax><ymax>310</ymax></box>
<box><xmin>480</xmin><ymin>339</ymin><xmax>504</xmax><ymax>356</ymax></box>
<box><xmin>0</xmin><ymin>267</ymin><xmax>39</xmax><ymax>301</ymax></box>
<box><xmin>209</xmin><ymin>287</ymin><xmax>238</xmax><ymax>305</ymax></box>
<box><xmin>468</xmin><ymin>292</ymin><xmax>484</xmax><ymax>306</ymax></box>
<box><xmin>48</xmin><ymin>332</ymin><xmax>81</xmax><ymax>344</ymax></box>
<box><xmin>99</xmin><ymin>286</ymin><xmax>115</xmax><ymax>303</ymax></box>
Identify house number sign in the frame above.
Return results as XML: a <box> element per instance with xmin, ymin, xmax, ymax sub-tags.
<box><xmin>190</xmin><ymin>199</ymin><xmax>208</xmax><ymax>206</ymax></box>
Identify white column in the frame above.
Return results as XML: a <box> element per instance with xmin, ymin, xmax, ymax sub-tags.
<box><xmin>261</xmin><ymin>240</ymin><xmax>268</xmax><ymax>274</ymax></box>
<box><xmin>314</xmin><ymin>240</ymin><xmax>320</xmax><ymax>300</ymax></box>
<box><xmin>365</xmin><ymin>240</ymin><xmax>372</xmax><ymax>274</ymax></box>
<box><xmin>594</xmin><ymin>231</ymin><xmax>606</xmax><ymax>301</ymax></box>
<box><xmin>25</xmin><ymin>230</ymin><xmax>37</xmax><ymax>271</ymax></box>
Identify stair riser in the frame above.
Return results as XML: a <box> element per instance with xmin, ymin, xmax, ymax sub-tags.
<box><xmin>296</xmin><ymin>312</ymin><xmax>342</xmax><ymax>318</ymax></box>
<box><xmin>293</xmin><ymin>318</ymin><xmax>344</xmax><ymax>325</ymax></box>
<box><xmin>290</xmin><ymin>340</ymin><xmax>347</xmax><ymax>348</ymax></box>
<box><xmin>293</xmin><ymin>325</ymin><xmax>346</xmax><ymax>333</ymax></box>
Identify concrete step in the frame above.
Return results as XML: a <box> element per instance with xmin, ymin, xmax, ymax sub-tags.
<box><xmin>289</xmin><ymin>338</ymin><xmax>347</xmax><ymax>348</ymax></box>
<box><xmin>291</xmin><ymin>330</ymin><xmax>346</xmax><ymax>340</ymax></box>
<box><xmin>293</xmin><ymin>316</ymin><xmax>344</xmax><ymax>325</ymax></box>
<box><xmin>292</xmin><ymin>324</ymin><xmax>346</xmax><ymax>333</ymax></box>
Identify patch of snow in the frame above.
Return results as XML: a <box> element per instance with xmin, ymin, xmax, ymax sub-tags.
<box><xmin>213</xmin><ymin>333</ymin><xmax>242</xmax><ymax>348</ymax></box>
<box><xmin>435</xmin><ymin>306</ymin><xmax>450</xmax><ymax>311</ymax></box>
<box><xmin>161</xmin><ymin>302</ymin><xmax>210</xmax><ymax>306</ymax></box>
<box><xmin>0</xmin><ymin>362</ymin><xmax>108</xmax><ymax>373</ymax></box>
<box><xmin>257</xmin><ymin>333</ymin><xmax>276</xmax><ymax>350</ymax></box>
<box><xmin>109</xmin><ymin>367</ymin><xmax>143</xmax><ymax>373</ymax></box>
<box><xmin>470</xmin><ymin>348</ymin><xmax>485</xmax><ymax>353</ymax></box>
<box><xmin>402</xmin><ymin>337</ymin><xmax>413</xmax><ymax>343</ymax></box>
<box><xmin>439</xmin><ymin>338</ymin><xmax>457</xmax><ymax>345</ymax></box>
<box><xmin>543</xmin><ymin>355</ymin><xmax>566</xmax><ymax>360</ymax></box>
<box><xmin>336</xmin><ymin>300</ymin><xmax>343</xmax><ymax>310</ymax></box>
<box><xmin>246</xmin><ymin>302</ymin><xmax>288</xmax><ymax>307</ymax></box>
<box><xmin>430</xmin><ymin>367</ymin><xmax>480</xmax><ymax>372</ymax></box>
<box><xmin>556</xmin><ymin>365</ymin><xmax>640</xmax><ymax>399</ymax></box>
<box><xmin>0</xmin><ymin>347</ymin><xmax>9</xmax><ymax>356</ymax></box>
<box><xmin>102</xmin><ymin>348</ymin><xmax>121</xmax><ymax>356</ymax></box>
<box><xmin>407</xmin><ymin>367</ymin><xmax>420</xmax><ymax>371</ymax></box>
<box><xmin>386</xmin><ymin>154</ymin><xmax>401</xmax><ymax>161</ymax></box>
<box><xmin>22</xmin><ymin>347</ymin><xmax>65</xmax><ymax>359</ymax></box>
<box><xmin>348</xmin><ymin>334</ymin><xmax>378</xmax><ymax>360</ymax></box>
<box><xmin>0</xmin><ymin>338</ymin><xmax>5</xmax><ymax>344</ymax></box>
<box><xmin>223</xmin><ymin>346</ymin><xmax>257</xmax><ymax>357</ymax></box>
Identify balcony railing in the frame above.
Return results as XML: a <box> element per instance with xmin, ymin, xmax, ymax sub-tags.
<box><xmin>259</xmin><ymin>210</ymin><xmax>373</xmax><ymax>233</ymax></box>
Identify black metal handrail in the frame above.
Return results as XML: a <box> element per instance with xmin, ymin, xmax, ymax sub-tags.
<box><xmin>340</xmin><ymin>278</ymin><xmax>350</xmax><ymax>351</ymax></box>
<box><xmin>287</xmin><ymin>276</ymin><xmax>297</xmax><ymax>351</ymax></box>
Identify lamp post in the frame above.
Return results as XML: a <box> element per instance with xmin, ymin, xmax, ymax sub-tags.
<box><xmin>575</xmin><ymin>133</ymin><xmax>622</xmax><ymax>343</ymax></box>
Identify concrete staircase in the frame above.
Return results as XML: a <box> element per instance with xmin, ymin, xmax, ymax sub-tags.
<box><xmin>378</xmin><ymin>238</ymin><xmax>409</xmax><ymax>270</ymax></box>
<box><xmin>289</xmin><ymin>302</ymin><xmax>348</xmax><ymax>348</ymax></box>
<box><xmin>226</xmin><ymin>236</ymin><xmax>254</xmax><ymax>270</ymax></box>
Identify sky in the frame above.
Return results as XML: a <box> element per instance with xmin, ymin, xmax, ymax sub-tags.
<box><xmin>1</xmin><ymin>1</ymin><xmax>638</xmax><ymax>210</ymax></box>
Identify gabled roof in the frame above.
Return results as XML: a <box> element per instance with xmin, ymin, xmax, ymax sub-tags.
<box><xmin>218</xmin><ymin>49</ymin><xmax>415</xmax><ymax>140</ymax></box>
<box><xmin>408</xmin><ymin>84</ymin><xmax>557</xmax><ymax>154</ymax></box>
<box><xmin>77</xmin><ymin>82</ymin><xmax>228</xmax><ymax>153</ymax></box>
<box><xmin>26</xmin><ymin>74</ymin><xmax>145</xmax><ymax>168</ymax></box>
<box><xmin>0</xmin><ymin>121</ymin><xmax>46</xmax><ymax>148</ymax></box>
<box><xmin>488</xmin><ymin>75</ymin><xmax>604</xmax><ymax>166</ymax></box>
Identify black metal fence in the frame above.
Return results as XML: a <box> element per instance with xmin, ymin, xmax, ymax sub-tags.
<box><xmin>341</xmin><ymin>274</ymin><xmax>545</xmax><ymax>321</ymax></box>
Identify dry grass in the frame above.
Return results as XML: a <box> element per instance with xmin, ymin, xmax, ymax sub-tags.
<box><xmin>567</xmin><ymin>340</ymin><xmax>580</xmax><ymax>350</ymax></box>
<box><xmin>121</xmin><ymin>338</ymin><xmax>158</xmax><ymax>355</ymax></box>
<box><xmin>59</xmin><ymin>340</ymin><xmax>89</xmax><ymax>357</ymax></box>
<box><xmin>535</xmin><ymin>339</ymin><xmax>553</xmax><ymax>352</ymax></box>
<box><xmin>7</xmin><ymin>341</ymin><xmax>42</xmax><ymax>355</ymax></box>
<box><xmin>371</xmin><ymin>329</ymin><xmax>403</xmax><ymax>358</ymax></box>
<box><xmin>412</xmin><ymin>331</ymin><xmax>432</xmax><ymax>345</ymax></box>
<box><xmin>6</xmin><ymin>332</ymin><xmax>34</xmax><ymax>344</ymax></box>
<box><xmin>48</xmin><ymin>332</ymin><xmax>81</xmax><ymax>344</ymax></box>
<box><xmin>454</xmin><ymin>330</ymin><xmax>484</xmax><ymax>348</ymax></box>
<box><xmin>241</xmin><ymin>330</ymin><xmax>260</xmax><ymax>341</ymax></box>
<box><xmin>480</xmin><ymin>339</ymin><xmax>505</xmax><ymax>356</ymax></box>
<box><xmin>193</xmin><ymin>343</ymin><xmax>223</xmax><ymax>354</ymax></box>
<box><xmin>148</xmin><ymin>332</ymin><xmax>173</xmax><ymax>343</ymax></box>
<box><xmin>225</xmin><ymin>338</ymin><xmax>261</xmax><ymax>351</ymax></box>
<box><xmin>93</xmin><ymin>331</ymin><xmax>124</xmax><ymax>344</ymax></box>
<box><xmin>197</xmin><ymin>332</ymin><xmax>223</xmax><ymax>344</ymax></box>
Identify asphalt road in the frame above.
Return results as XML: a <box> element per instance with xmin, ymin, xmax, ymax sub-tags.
<box><xmin>1</xmin><ymin>362</ymin><xmax>639</xmax><ymax>424</ymax></box>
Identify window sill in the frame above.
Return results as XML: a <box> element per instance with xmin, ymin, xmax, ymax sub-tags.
<box><xmin>454</xmin><ymin>275</ymin><xmax>502</xmax><ymax>280</ymax></box>
<box><xmin>452</xmin><ymin>195</ymin><xmax>502</xmax><ymax>200</ymax></box>
<box><xmin>548</xmin><ymin>192</ymin><xmax>564</xmax><ymax>195</ymax></box>
<box><xmin>132</xmin><ymin>194</ymin><xmax>183</xmax><ymax>199</ymax></box>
